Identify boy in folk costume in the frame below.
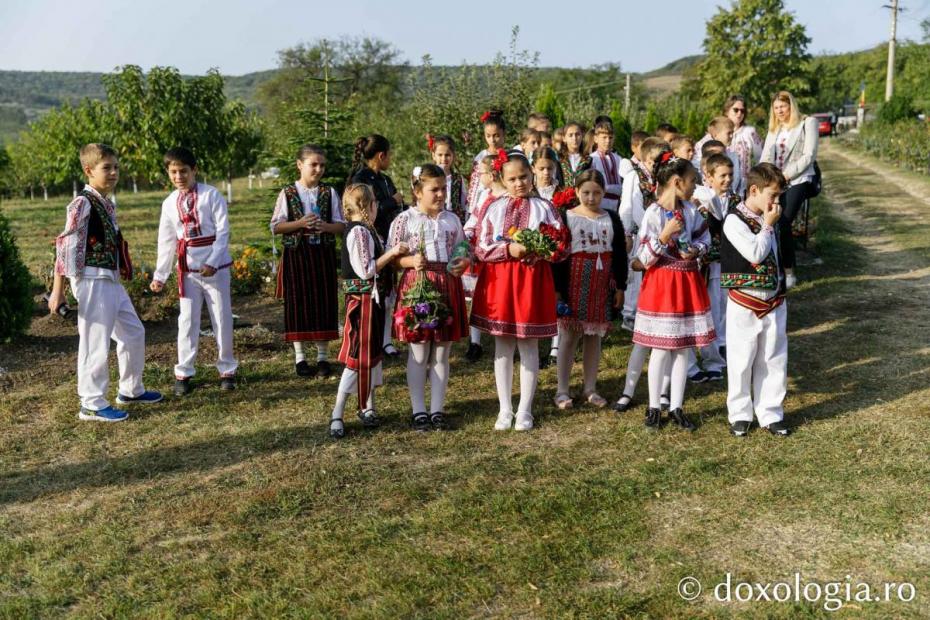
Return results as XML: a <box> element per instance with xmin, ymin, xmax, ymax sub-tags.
<box><xmin>721</xmin><ymin>163</ymin><xmax>791</xmax><ymax>437</ymax></box>
<box><xmin>271</xmin><ymin>144</ymin><xmax>344</xmax><ymax>378</ymax></box>
<box><xmin>49</xmin><ymin>143</ymin><xmax>162</xmax><ymax>421</ymax></box>
<box><xmin>588</xmin><ymin>119</ymin><xmax>624</xmax><ymax>213</ymax></box>
<box><xmin>151</xmin><ymin>147</ymin><xmax>237</xmax><ymax>395</ymax></box>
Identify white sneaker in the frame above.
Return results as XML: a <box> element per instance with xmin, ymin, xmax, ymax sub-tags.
<box><xmin>785</xmin><ymin>273</ymin><xmax>797</xmax><ymax>289</ymax></box>
<box><xmin>494</xmin><ymin>411</ymin><xmax>514</xmax><ymax>431</ymax></box>
<box><xmin>514</xmin><ymin>411</ymin><xmax>534</xmax><ymax>431</ymax></box>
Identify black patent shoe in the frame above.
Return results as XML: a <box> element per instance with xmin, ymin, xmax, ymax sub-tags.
<box><xmin>174</xmin><ymin>378</ymin><xmax>192</xmax><ymax>396</ymax></box>
<box><xmin>411</xmin><ymin>411</ymin><xmax>431</xmax><ymax>432</ymax></box>
<box><xmin>316</xmin><ymin>359</ymin><xmax>333</xmax><ymax>378</ymax></box>
<box><xmin>357</xmin><ymin>408</ymin><xmax>381</xmax><ymax>428</ymax></box>
<box><xmin>465</xmin><ymin>342</ymin><xmax>484</xmax><ymax>363</ymax></box>
<box><xmin>429</xmin><ymin>411</ymin><xmax>448</xmax><ymax>431</ymax></box>
<box><xmin>295</xmin><ymin>360</ymin><xmax>316</xmax><ymax>378</ymax></box>
<box><xmin>765</xmin><ymin>421</ymin><xmax>792</xmax><ymax>437</ymax></box>
<box><xmin>730</xmin><ymin>420</ymin><xmax>751</xmax><ymax>437</ymax></box>
<box><xmin>645</xmin><ymin>407</ymin><xmax>662</xmax><ymax>429</ymax></box>
<box><xmin>669</xmin><ymin>408</ymin><xmax>697</xmax><ymax>432</ymax></box>
<box><xmin>613</xmin><ymin>394</ymin><xmax>633</xmax><ymax>413</ymax></box>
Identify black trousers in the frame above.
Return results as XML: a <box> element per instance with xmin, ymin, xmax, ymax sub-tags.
<box><xmin>778</xmin><ymin>181</ymin><xmax>813</xmax><ymax>269</ymax></box>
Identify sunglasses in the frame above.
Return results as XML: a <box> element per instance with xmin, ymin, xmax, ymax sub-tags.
<box><xmin>731</xmin><ymin>108</ymin><xmax>746</xmax><ymax>113</ymax></box>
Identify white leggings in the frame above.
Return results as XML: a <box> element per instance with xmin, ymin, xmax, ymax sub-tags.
<box><xmin>406</xmin><ymin>341</ymin><xmax>452</xmax><ymax>414</ymax></box>
<box><xmin>556</xmin><ymin>327</ymin><xmax>602</xmax><ymax>397</ymax></box>
<box><xmin>620</xmin><ymin>344</ymin><xmax>670</xmax><ymax>400</ymax></box>
<box><xmin>647</xmin><ymin>348</ymin><xmax>689</xmax><ymax>410</ymax></box>
<box><xmin>494</xmin><ymin>336</ymin><xmax>539</xmax><ymax>415</ymax></box>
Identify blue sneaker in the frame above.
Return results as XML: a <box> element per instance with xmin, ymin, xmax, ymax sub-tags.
<box><xmin>78</xmin><ymin>406</ymin><xmax>129</xmax><ymax>422</ymax></box>
<box><xmin>116</xmin><ymin>390</ymin><xmax>164</xmax><ymax>405</ymax></box>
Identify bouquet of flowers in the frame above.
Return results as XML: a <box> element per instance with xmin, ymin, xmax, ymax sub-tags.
<box><xmin>506</xmin><ymin>223</ymin><xmax>568</xmax><ymax>262</ymax></box>
<box><xmin>394</xmin><ymin>224</ymin><xmax>452</xmax><ymax>339</ymax></box>
<box><xmin>552</xmin><ymin>188</ymin><xmax>578</xmax><ymax>209</ymax></box>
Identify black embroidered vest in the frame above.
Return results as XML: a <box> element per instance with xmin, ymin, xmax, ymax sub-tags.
<box><xmin>281</xmin><ymin>183</ymin><xmax>334</xmax><ymax>248</ymax></box>
<box><xmin>720</xmin><ymin>206</ymin><xmax>784</xmax><ymax>292</ymax></box>
<box><xmin>83</xmin><ymin>189</ymin><xmax>120</xmax><ymax>270</ymax></box>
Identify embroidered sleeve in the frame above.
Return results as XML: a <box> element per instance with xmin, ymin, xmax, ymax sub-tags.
<box><xmin>206</xmin><ymin>190</ymin><xmax>231</xmax><ymax>269</ymax></box>
<box><xmin>347</xmin><ymin>227</ymin><xmax>376</xmax><ymax>279</ymax></box>
<box><xmin>386</xmin><ymin>211</ymin><xmax>409</xmax><ymax>252</ymax></box>
<box><xmin>270</xmin><ymin>189</ymin><xmax>289</xmax><ymax>233</ymax></box>
<box><xmin>723</xmin><ymin>214</ymin><xmax>774</xmax><ymax>264</ymax></box>
<box><xmin>636</xmin><ymin>209</ymin><xmax>666</xmax><ymax>269</ymax></box>
<box><xmin>153</xmin><ymin>198</ymin><xmax>178</xmax><ymax>284</ymax></box>
<box><xmin>475</xmin><ymin>202</ymin><xmax>510</xmax><ymax>263</ymax></box>
<box><xmin>54</xmin><ymin>196</ymin><xmax>91</xmax><ymax>277</ymax></box>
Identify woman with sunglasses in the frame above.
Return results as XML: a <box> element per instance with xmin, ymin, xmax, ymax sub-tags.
<box><xmin>694</xmin><ymin>95</ymin><xmax>763</xmax><ymax>179</ymax></box>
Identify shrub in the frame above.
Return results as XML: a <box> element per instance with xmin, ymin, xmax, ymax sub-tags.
<box><xmin>844</xmin><ymin>119</ymin><xmax>930</xmax><ymax>174</ymax></box>
<box><xmin>231</xmin><ymin>246</ymin><xmax>273</xmax><ymax>296</ymax></box>
<box><xmin>0</xmin><ymin>210</ymin><xmax>34</xmax><ymax>341</ymax></box>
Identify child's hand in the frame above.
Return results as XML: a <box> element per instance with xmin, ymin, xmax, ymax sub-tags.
<box><xmin>150</xmin><ymin>280</ymin><xmax>165</xmax><ymax>293</ymax></box>
<box><xmin>659</xmin><ymin>217</ymin><xmax>683</xmax><ymax>244</ymax></box>
<box><xmin>393</xmin><ymin>243</ymin><xmax>410</xmax><ymax>257</ymax></box>
<box><xmin>763</xmin><ymin>201</ymin><xmax>782</xmax><ymax>227</ymax></box>
<box><xmin>613</xmin><ymin>290</ymin><xmax>625</xmax><ymax>309</ymax></box>
<box><xmin>631</xmin><ymin>258</ymin><xmax>645</xmax><ymax>272</ymax></box>
<box><xmin>201</xmin><ymin>265</ymin><xmax>217</xmax><ymax>277</ymax></box>
<box><xmin>412</xmin><ymin>254</ymin><xmax>427</xmax><ymax>272</ymax></box>
<box><xmin>47</xmin><ymin>290</ymin><xmax>65</xmax><ymax>315</ymax></box>
<box><xmin>448</xmin><ymin>257</ymin><xmax>469</xmax><ymax>277</ymax></box>
<box><xmin>509</xmin><ymin>242</ymin><xmax>528</xmax><ymax>259</ymax></box>
<box><xmin>680</xmin><ymin>247</ymin><xmax>699</xmax><ymax>260</ymax></box>
<box><xmin>305</xmin><ymin>213</ymin><xmax>321</xmax><ymax>230</ymax></box>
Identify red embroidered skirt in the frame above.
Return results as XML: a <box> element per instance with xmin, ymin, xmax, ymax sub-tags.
<box><xmin>394</xmin><ymin>264</ymin><xmax>468</xmax><ymax>343</ymax></box>
<box><xmin>276</xmin><ymin>242</ymin><xmax>339</xmax><ymax>342</ymax></box>
<box><xmin>559</xmin><ymin>251</ymin><xmax>614</xmax><ymax>336</ymax></box>
<box><xmin>470</xmin><ymin>259</ymin><xmax>557</xmax><ymax>339</ymax></box>
<box><xmin>632</xmin><ymin>257</ymin><xmax>716</xmax><ymax>349</ymax></box>
<box><xmin>338</xmin><ymin>293</ymin><xmax>385</xmax><ymax>371</ymax></box>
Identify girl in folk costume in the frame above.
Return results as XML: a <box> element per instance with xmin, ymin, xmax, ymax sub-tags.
<box><xmin>463</xmin><ymin>154</ymin><xmax>508</xmax><ymax>363</ymax></box>
<box><xmin>515</xmin><ymin>128</ymin><xmax>542</xmax><ymax>162</ymax></box>
<box><xmin>588</xmin><ymin>118</ymin><xmax>624</xmax><ymax>212</ymax></box>
<box><xmin>388</xmin><ymin>164</ymin><xmax>471</xmax><ymax>431</ymax></box>
<box><xmin>632</xmin><ymin>149</ymin><xmax>715</xmax><ymax>432</ymax></box>
<box><xmin>424</xmin><ymin>134</ymin><xmax>468</xmax><ymax>225</ymax></box>
<box><xmin>532</xmin><ymin>147</ymin><xmax>562</xmax><ymax>201</ymax></box>
<box><xmin>470</xmin><ymin>150</ymin><xmax>568</xmax><ymax>431</ymax></box>
<box><xmin>551</xmin><ymin>170</ymin><xmax>628</xmax><ymax>409</ymax></box>
<box><xmin>558</xmin><ymin>121</ymin><xmax>590</xmax><ymax>188</ymax></box>
<box><xmin>467</xmin><ymin>111</ymin><xmax>508</xmax><ymax>214</ymax></box>
<box><xmin>331</xmin><ymin>185</ymin><xmax>409</xmax><ymax>439</ymax></box>
<box><xmin>551</xmin><ymin>126</ymin><xmax>565</xmax><ymax>155</ymax></box>
<box><xmin>348</xmin><ymin>134</ymin><xmax>405</xmax><ymax>357</ymax></box>
<box><xmin>270</xmin><ymin>144</ymin><xmax>344</xmax><ymax>378</ymax></box>
<box><xmin>152</xmin><ymin>147</ymin><xmax>237</xmax><ymax>395</ymax></box>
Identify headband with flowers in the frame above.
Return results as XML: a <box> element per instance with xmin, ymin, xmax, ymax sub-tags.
<box><xmin>659</xmin><ymin>151</ymin><xmax>678</xmax><ymax>165</ymax></box>
<box><xmin>491</xmin><ymin>149</ymin><xmax>509</xmax><ymax>172</ymax></box>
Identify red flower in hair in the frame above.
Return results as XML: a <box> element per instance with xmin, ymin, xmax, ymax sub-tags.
<box><xmin>492</xmin><ymin>149</ymin><xmax>508</xmax><ymax>172</ymax></box>
<box><xmin>426</xmin><ymin>133</ymin><xmax>435</xmax><ymax>151</ymax></box>
<box><xmin>551</xmin><ymin>187</ymin><xmax>577</xmax><ymax>208</ymax></box>
<box><xmin>480</xmin><ymin>111</ymin><xmax>492</xmax><ymax>123</ymax></box>
<box><xmin>659</xmin><ymin>151</ymin><xmax>675</xmax><ymax>164</ymax></box>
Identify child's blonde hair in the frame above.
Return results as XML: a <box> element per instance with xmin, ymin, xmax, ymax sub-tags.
<box><xmin>342</xmin><ymin>183</ymin><xmax>377</xmax><ymax>229</ymax></box>
<box><xmin>708</xmin><ymin>116</ymin><xmax>735</xmax><ymax>136</ymax></box>
<box><xmin>670</xmin><ymin>134</ymin><xmax>695</xmax><ymax>152</ymax></box>
<box><xmin>79</xmin><ymin>143</ymin><xmax>118</xmax><ymax>170</ymax></box>
<box><xmin>767</xmin><ymin>91</ymin><xmax>802</xmax><ymax>133</ymax></box>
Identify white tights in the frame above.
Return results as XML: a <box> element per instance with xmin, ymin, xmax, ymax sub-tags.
<box><xmin>556</xmin><ymin>327</ymin><xmax>602</xmax><ymax>397</ymax></box>
<box><xmin>621</xmin><ymin>344</ymin><xmax>670</xmax><ymax>400</ymax></box>
<box><xmin>494</xmin><ymin>336</ymin><xmax>540</xmax><ymax>415</ymax></box>
<box><xmin>647</xmin><ymin>348</ymin><xmax>689</xmax><ymax>410</ymax></box>
<box><xmin>331</xmin><ymin>365</ymin><xmax>382</xmax><ymax>420</ymax></box>
<box><xmin>406</xmin><ymin>341</ymin><xmax>452</xmax><ymax>413</ymax></box>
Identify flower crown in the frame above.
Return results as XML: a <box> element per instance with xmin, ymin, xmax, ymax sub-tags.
<box><xmin>492</xmin><ymin>149</ymin><xmax>508</xmax><ymax>172</ymax></box>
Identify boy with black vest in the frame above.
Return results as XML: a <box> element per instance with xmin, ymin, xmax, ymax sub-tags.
<box><xmin>151</xmin><ymin>147</ymin><xmax>237</xmax><ymax>395</ymax></box>
<box><xmin>49</xmin><ymin>143</ymin><xmax>162</xmax><ymax>421</ymax></box>
<box><xmin>720</xmin><ymin>162</ymin><xmax>790</xmax><ymax>437</ymax></box>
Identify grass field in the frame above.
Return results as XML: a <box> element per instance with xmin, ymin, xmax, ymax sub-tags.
<box><xmin>1</xmin><ymin>142</ymin><xmax>929</xmax><ymax>618</ymax></box>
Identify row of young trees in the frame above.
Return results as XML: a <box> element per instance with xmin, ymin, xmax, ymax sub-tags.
<box><xmin>2</xmin><ymin>66</ymin><xmax>263</xmax><ymax>200</ymax></box>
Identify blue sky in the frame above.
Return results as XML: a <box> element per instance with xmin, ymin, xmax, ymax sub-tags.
<box><xmin>1</xmin><ymin>0</ymin><xmax>928</xmax><ymax>75</ymax></box>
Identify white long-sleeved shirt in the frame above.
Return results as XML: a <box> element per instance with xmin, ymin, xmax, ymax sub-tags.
<box><xmin>154</xmin><ymin>182</ymin><xmax>232</xmax><ymax>284</ymax></box>
<box><xmin>387</xmin><ymin>208</ymin><xmax>465</xmax><ymax>263</ymax></box>
<box><xmin>474</xmin><ymin>196</ymin><xmax>563</xmax><ymax>263</ymax></box>
<box><xmin>589</xmin><ymin>151</ymin><xmax>623</xmax><ymax>211</ymax></box>
<box><xmin>636</xmin><ymin>201</ymin><xmax>710</xmax><ymax>270</ymax></box>
<box><xmin>269</xmin><ymin>182</ymin><xmax>344</xmax><ymax>233</ymax></box>
<box><xmin>722</xmin><ymin>203</ymin><xmax>782</xmax><ymax>301</ymax></box>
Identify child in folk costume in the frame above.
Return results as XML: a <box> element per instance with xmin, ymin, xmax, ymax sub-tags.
<box><xmin>687</xmin><ymin>153</ymin><xmax>734</xmax><ymax>383</ymax></box>
<box><xmin>425</xmin><ymin>134</ymin><xmax>469</xmax><ymax>225</ymax></box>
<box><xmin>632</xmin><ymin>149</ymin><xmax>715</xmax><ymax>431</ymax></box>
<box><xmin>706</xmin><ymin>117</ymin><xmax>744</xmax><ymax>196</ymax></box>
<box><xmin>388</xmin><ymin>164</ymin><xmax>470</xmax><ymax>431</ymax></box>
<box><xmin>331</xmin><ymin>185</ymin><xmax>410</xmax><ymax>439</ymax></box>
<box><xmin>552</xmin><ymin>170</ymin><xmax>628</xmax><ymax>409</ymax></box>
<box><xmin>463</xmin><ymin>154</ymin><xmax>508</xmax><ymax>363</ymax></box>
<box><xmin>551</xmin><ymin>126</ymin><xmax>565</xmax><ymax>155</ymax></box>
<box><xmin>532</xmin><ymin>147</ymin><xmax>562</xmax><ymax>201</ymax></box>
<box><xmin>588</xmin><ymin>119</ymin><xmax>624</xmax><ymax>212</ymax></box>
<box><xmin>467</xmin><ymin>111</ymin><xmax>508</xmax><ymax>215</ymax></box>
<box><xmin>151</xmin><ymin>147</ymin><xmax>237</xmax><ymax>396</ymax></box>
<box><xmin>348</xmin><ymin>134</ymin><xmax>405</xmax><ymax>358</ymax></box>
<box><xmin>515</xmin><ymin>128</ymin><xmax>541</xmax><ymax>163</ymax></box>
<box><xmin>471</xmin><ymin>150</ymin><xmax>568</xmax><ymax>431</ymax></box>
<box><xmin>670</xmin><ymin>135</ymin><xmax>696</xmax><ymax>170</ymax></box>
<box><xmin>49</xmin><ymin>143</ymin><xmax>162</xmax><ymax>421</ymax></box>
<box><xmin>527</xmin><ymin>112</ymin><xmax>552</xmax><ymax>134</ymax></box>
<box><xmin>270</xmin><ymin>145</ymin><xmax>344</xmax><ymax>378</ymax></box>
<box><xmin>721</xmin><ymin>163</ymin><xmax>791</xmax><ymax>437</ymax></box>
<box><xmin>558</xmin><ymin>122</ymin><xmax>590</xmax><ymax>188</ymax></box>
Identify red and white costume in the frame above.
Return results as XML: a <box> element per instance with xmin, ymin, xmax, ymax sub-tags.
<box><xmin>588</xmin><ymin>151</ymin><xmax>624</xmax><ymax>212</ymax></box>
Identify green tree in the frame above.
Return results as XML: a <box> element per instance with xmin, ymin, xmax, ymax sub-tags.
<box><xmin>685</xmin><ymin>0</ymin><xmax>812</xmax><ymax>120</ymax></box>
<box><xmin>534</xmin><ymin>83</ymin><xmax>565</xmax><ymax>129</ymax></box>
<box><xmin>0</xmin><ymin>210</ymin><xmax>33</xmax><ymax>341</ymax></box>
<box><xmin>609</xmin><ymin>101</ymin><xmax>633</xmax><ymax>157</ymax></box>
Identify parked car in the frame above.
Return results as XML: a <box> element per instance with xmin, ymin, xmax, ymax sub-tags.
<box><xmin>812</xmin><ymin>113</ymin><xmax>834</xmax><ymax>137</ymax></box>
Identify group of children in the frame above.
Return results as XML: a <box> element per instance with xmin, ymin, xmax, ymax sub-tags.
<box><xmin>52</xmin><ymin>107</ymin><xmax>792</xmax><ymax>439</ymax></box>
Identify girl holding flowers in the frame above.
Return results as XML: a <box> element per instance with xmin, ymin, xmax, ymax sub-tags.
<box><xmin>388</xmin><ymin>164</ymin><xmax>470</xmax><ymax>431</ymax></box>
<box><xmin>470</xmin><ymin>150</ymin><xmax>568</xmax><ymax>431</ymax></box>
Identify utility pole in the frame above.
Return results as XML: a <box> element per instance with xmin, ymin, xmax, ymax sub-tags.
<box><xmin>624</xmin><ymin>73</ymin><xmax>631</xmax><ymax>113</ymax></box>
<box><xmin>883</xmin><ymin>0</ymin><xmax>904</xmax><ymax>101</ymax></box>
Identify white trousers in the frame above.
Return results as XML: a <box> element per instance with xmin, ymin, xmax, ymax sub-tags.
<box><xmin>688</xmin><ymin>273</ymin><xmax>727</xmax><ymax>374</ymax></box>
<box><xmin>71</xmin><ymin>277</ymin><xmax>146</xmax><ymax>410</ymax></box>
<box><xmin>176</xmin><ymin>269</ymin><xmax>237</xmax><ymax>379</ymax></box>
<box><xmin>725</xmin><ymin>301</ymin><xmax>787</xmax><ymax>426</ymax></box>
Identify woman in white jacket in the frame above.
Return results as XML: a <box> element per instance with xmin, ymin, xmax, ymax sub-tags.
<box><xmin>760</xmin><ymin>90</ymin><xmax>819</xmax><ymax>288</ymax></box>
